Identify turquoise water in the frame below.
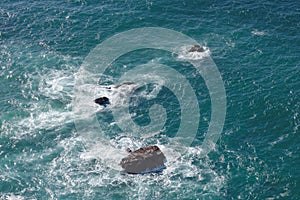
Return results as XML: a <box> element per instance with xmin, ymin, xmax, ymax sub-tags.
<box><xmin>0</xmin><ymin>0</ymin><xmax>299</xmax><ymax>199</ymax></box>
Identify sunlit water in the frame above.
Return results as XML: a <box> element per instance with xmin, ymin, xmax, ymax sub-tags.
<box><xmin>0</xmin><ymin>0</ymin><xmax>299</xmax><ymax>199</ymax></box>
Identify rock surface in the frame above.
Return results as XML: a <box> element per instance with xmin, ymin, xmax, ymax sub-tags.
<box><xmin>94</xmin><ymin>97</ymin><xmax>110</xmax><ymax>106</ymax></box>
<box><xmin>120</xmin><ymin>145</ymin><xmax>167</xmax><ymax>174</ymax></box>
<box><xmin>188</xmin><ymin>44</ymin><xmax>205</xmax><ymax>52</ymax></box>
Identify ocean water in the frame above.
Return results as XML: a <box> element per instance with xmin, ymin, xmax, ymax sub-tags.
<box><xmin>0</xmin><ymin>0</ymin><xmax>299</xmax><ymax>199</ymax></box>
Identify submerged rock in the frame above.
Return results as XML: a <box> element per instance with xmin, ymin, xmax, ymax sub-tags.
<box><xmin>120</xmin><ymin>145</ymin><xmax>167</xmax><ymax>174</ymax></box>
<box><xmin>114</xmin><ymin>82</ymin><xmax>135</xmax><ymax>89</ymax></box>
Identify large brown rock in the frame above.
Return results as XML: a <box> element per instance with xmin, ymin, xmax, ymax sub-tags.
<box><xmin>120</xmin><ymin>145</ymin><xmax>167</xmax><ymax>174</ymax></box>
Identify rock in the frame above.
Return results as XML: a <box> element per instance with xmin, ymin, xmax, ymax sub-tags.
<box><xmin>114</xmin><ymin>82</ymin><xmax>135</xmax><ymax>89</ymax></box>
<box><xmin>188</xmin><ymin>45</ymin><xmax>205</xmax><ymax>53</ymax></box>
<box><xmin>120</xmin><ymin>145</ymin><xmax>167</xmax><ymax>174</ymax></box>
<box><xmin>94</xmin><ymin>97</ymin><xmax>110</xmax><ymax>106</ymax></box>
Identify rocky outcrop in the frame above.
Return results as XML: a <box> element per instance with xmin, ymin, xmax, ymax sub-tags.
<box><xmin>188</xmin><ymin>45</ymin><xmax>205</xmax><ymax>52</ymax></box>
<box><xmin>120</xmin><ymin>145</ymin><xmax>167</xmax><ymax>174</ymax></box>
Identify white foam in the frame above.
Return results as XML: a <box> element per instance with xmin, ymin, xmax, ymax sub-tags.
<box><xmin>251</xmin><ymin>30</ymin><xmax>266</xmax><ymax>36</ymax></box>
<box><xmin>177</xmin><ymin>45</ymin><xmax>211</xmax><ymax>61</ymax></box>
<box><xmin>0</xmin><ymin>194</ymin><xmax>25</xmax><ymax>200</ymax></box>
<box><xmin>80</xmin><ymin>141</ymin><xmax>127</xmax><ymax>171</ymax></box>
<box><xmin>39</xmin><ymin>71</ymin><xmax>74</xmax><ymax>100</ymax></box>
<box><xmin>16</xmin><ymin>69</ymin><xmax>76</xmax><ymax>134</ymax></box>
<box><xmin>18</xmin><ymin>109</ymin><xmax>74</xmax><ymax>133</ymax></box>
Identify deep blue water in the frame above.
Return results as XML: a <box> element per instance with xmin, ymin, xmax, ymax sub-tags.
<box><xmin>0</xmin><ymin>0</ymin><xmax>299</xmax><ymax>199</ymax></box>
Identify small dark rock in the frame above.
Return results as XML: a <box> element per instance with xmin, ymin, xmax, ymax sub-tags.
<box><xmin>188</xmin><ymin>45</ymin><xmax>205</xmax><ymax>53</ymax></box>
<box><xmin>94</xmin><ymin>97</ymin><xmax>110</xmax><ymax>106</ymax></box>
<box><xmin>120</xmin><ymin>145</ymin><xmax>167</xmax><ymax>174</ymax></box>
